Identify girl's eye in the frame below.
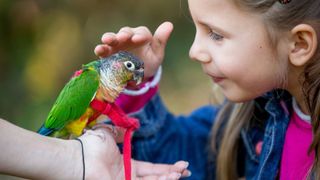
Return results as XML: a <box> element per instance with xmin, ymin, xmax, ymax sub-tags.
<box><xmin>209</xmin><ymin>30</ymin><xmax>224</xmax><ymax>41</ymax></box>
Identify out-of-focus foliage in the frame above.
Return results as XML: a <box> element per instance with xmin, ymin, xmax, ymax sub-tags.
<box><xmin>0</xmin><ymin>0</ymin><xmax>212</xmax><ymax>134</ymax></box>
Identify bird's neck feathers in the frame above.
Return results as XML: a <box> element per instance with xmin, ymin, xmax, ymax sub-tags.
<box><xmin>83</xmin><ymin>60</ymin><xmax>101</xmax><ymax>70</ymax></box>
<box><xmin>98</xmin><ymin>62</ymin><xmax>128</xmax><ymax>103</ymax></box>
<box><xmin>80</xmin><ymin>60</ymin><xmax>123</xmax><ymax>102</ymax></box>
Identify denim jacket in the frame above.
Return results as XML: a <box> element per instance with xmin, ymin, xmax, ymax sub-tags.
<box><xmin>130</xmin><ymin>91</ymin><xmax>292</xmax><ymax>180</ymax></box>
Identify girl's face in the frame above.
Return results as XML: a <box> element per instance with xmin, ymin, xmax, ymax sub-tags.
<box><xmin>188</xmin><ymin>0</ymin><xmax>288</xmax><ymax>102</ymax></box>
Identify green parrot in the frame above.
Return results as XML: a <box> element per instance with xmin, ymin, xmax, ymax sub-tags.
<box><xmin>37</xmin><ymin>51</ymin><xmax>144</xmax><ymax>138</ymax></box>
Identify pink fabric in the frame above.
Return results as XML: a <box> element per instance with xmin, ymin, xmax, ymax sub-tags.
<box><xmin>90</xmin><ymin>99</ymin><xmax>140</xmax><ymax>180</ymax></box>
<box><xmin>255</xmin><ymin>141</ymin><xmax>263</xmax><ymax>156</ymax></box>
<box><xmin>116</xmin><ymin>84</ymin><xmax>159</xmax><ymax>114</ymax></box>
<box><xmin>280</xmin><ymin>110</ymin><xmax>314</xmax><ymax>180</ymax></box>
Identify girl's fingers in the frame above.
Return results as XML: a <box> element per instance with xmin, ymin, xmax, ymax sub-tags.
<box><xmin>170</xmin><ymin>161</ymin><xmax>192</xmax><ymax>177</ymax></box>
<box><xmin>131</xmin><ymin>26</ymin><xmax>153</xmax><ymax>43</ymax></box>
<box><xmin>94</xmin><ymin>45</ymin><xmax>104</xmax><ymax>56</ymax></box>
<box><xmin>101</xmin><ymin>32</ymin><xmax>117</xmax><ymax>45</ymax></box>
<box><xmin>103</xmin><ymin>26</ymin><xmax>152</xmax><ymax>47</ymax></box>
<box><xmin>94</xmin><ymin>44</ymin><xmax>112</xmax><ymax>57</ymax></box>
<box><xmin>165</xmin><ymin>172</ymin><xmax>182</xmax><ymax>180</ymax></box>
<box><xmin>116</xmin><ymin>26</ymin><xmax>135</xmax><ymax>43</ymax></box>
<box><xmin>181</xmin><ymin>169</ymin><xmax>192</xmax><ymax>178</ymax></box>
<box><xmin>97</xmin><ymin>27</ymin><xmax>149</xmax><ymax>56</ymax></box>
<box><xmin>95</xmin><ymin>22</ymin><xmax>172</xmax><ymax>61</ymax></box>
<box><xmin>152</xmin><ymin>21</ymin><xmax>174</xmax><ymax>53</ymax></box>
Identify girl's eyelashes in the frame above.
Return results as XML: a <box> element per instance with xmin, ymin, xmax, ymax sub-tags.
<box><xmin>209</xmin><ymin>30</ymin><xmax>224</xmax><ymax>41</ymax></box>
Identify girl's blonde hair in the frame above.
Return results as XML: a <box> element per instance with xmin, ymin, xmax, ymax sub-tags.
<box><xmin>210</xmin><ymin>0</ymin><xmax>320</xmax><ymax>179</ymax></box>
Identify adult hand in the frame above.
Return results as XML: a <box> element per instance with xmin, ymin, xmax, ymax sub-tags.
<box><xmin>78</xmin><ymin>127</ymin><xmax>191</xmax><ymax>179</ymax></box>
<box><xmin>94</xmin><ymin>22</ymin><xmax>174</xmax><ymax>81</ymax></box>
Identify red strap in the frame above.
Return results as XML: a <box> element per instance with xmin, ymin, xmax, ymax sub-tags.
<box><xmin>90</xmin><ymin>99</ymin><xmax>140</xmax><ymax>180</ymax></box>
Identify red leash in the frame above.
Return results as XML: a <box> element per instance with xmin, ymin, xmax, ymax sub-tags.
<box><xmin>90</xmin><ymin>99</ymin><xmax>140</xmax><ymax>180</ymax></box>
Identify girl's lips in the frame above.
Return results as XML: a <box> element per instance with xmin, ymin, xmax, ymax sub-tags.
<box><xmin>204</xmin><ymin>71</ymin><xmax>225</xmax><ymax>83</ymax></box>
<box><xmin>212</xmin><ymin>76</ymin><xmax>225</xmax><ymax>83</ymax></box>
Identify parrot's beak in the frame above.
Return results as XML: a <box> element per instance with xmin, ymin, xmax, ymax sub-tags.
<box><xmin>134</xmin><ymin>68</ymin><xmax>144</xmax><ymax>85</ymax></box>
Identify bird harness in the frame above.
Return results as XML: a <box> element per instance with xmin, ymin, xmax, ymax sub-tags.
<box><xmin>89</xmin><ymin>99</ymin><xmax>140</xmax><ymax>180</ymax></box>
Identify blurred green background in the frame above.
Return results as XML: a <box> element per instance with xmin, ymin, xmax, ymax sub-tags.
<box><xmin>0</xmin><ymin>0</ymin><xmax>213</xmax><ymax>178</ymax></box>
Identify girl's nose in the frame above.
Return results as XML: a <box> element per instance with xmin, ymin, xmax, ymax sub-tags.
<box><xmin>189</xmin><ymin>39</ymin><xmax>211</xmax><ymax>63</ymax></box>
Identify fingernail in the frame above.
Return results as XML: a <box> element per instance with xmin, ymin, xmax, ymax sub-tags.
<box><xmin>183</xmin><ymin>161</ymin><xmax>189</xmax><ymax>169</ymax></box>
<box><xmin>186</xmin><ymin>171</ymin><xmax>192</xmax><ymax>177</ymax></box>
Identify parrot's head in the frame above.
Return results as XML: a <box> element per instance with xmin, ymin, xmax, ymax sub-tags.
<box><xmin>98</xmin><ymin>51</ymin><xmax>144</xmax><ymax>101</ymax></box>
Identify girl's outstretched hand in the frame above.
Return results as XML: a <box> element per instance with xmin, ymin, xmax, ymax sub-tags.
<box><xmin>94</xmin><ymin>22</ymin><xmax>174</xmax><ymax>80</ymax></box>
<box><xmin>79</xmin><ymin>127</ymin><xmax>191</xmax><ymax>179</ymax></box>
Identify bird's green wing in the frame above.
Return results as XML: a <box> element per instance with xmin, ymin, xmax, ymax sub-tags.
<box><xmin>44</xmin><ymin>68</ymin><xmax>99</xmax><ymax>130</ymax></box>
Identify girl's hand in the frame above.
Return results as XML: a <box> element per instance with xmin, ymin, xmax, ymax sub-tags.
<box><xmin>77</xmin><ymin>127</ymin><xmax>191</xmax><ymax>179</ymax></box>
<box><xmin>94</xmin><ymin>22</ymin><xmax>174</xmax><ymax>80</ymax></box>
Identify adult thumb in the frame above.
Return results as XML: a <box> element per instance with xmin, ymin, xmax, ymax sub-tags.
<box><xmin>152</xmin><ymin>21</ymin><xmax>174</xmax><ymax>53</ymax></box>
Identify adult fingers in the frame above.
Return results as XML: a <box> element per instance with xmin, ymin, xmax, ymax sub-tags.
<box><xmin>137</xmin><ymin>172</ymin><xmax>182</xmax><ymax>180</ymax></box>
<box><xmin>82</xmin><ymin>127</ymin><xmax>115</xmax><ymax>143</ymax></box>
<box><xmin>92</xmin><ymin>124</ymin><xmax>125</xmax><ymax>143</ymax></box>
<box><xmin>134</xmin><ymin>160</ymin><xmax>190</xmax><ymax>177</ymax></box>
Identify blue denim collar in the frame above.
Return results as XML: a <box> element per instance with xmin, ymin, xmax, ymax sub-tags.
<box><xmin>242</xmin><ymin>90</ymin><xmax>292</xmax><ymax>179</ymax></box>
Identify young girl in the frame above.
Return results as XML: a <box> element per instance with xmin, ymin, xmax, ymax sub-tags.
<box><xmin>95</xmin><ymin>0</ymin><xmax>320</xmax><ymax>179</ymax></box>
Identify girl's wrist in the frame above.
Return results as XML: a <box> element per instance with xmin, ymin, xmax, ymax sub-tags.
<box><xmin>123</xmin><ymin>66</ymin><xmax>162</xmax><ymax>96</ymax></box>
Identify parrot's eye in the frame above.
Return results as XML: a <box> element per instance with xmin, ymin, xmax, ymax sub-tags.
<box><xmin>124</xmin><ymin>61</ymin><xmax>135</xmax><ymax>71</ymax></box>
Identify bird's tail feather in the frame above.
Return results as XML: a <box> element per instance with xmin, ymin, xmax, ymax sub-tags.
<box><xmin>37</xmin><ymin>125</ymin><xmax>53</xmax><ymax>136</ymax></box>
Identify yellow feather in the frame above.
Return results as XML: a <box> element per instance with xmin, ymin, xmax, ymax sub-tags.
<box><xmin>65</xmin><ymin>108</ymin><xmax>95</xmax><ymax>136</ymax></box>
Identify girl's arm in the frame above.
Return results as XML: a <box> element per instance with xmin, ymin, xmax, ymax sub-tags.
<box><xmin>129</xmin><ymin>93</ymin><xmax>219</xmax><ymax>179</ymax></box>
<box><xmin>114</xmin><ymin>69</ymin><xmax>218</xmax><ymax>179</ymax></box>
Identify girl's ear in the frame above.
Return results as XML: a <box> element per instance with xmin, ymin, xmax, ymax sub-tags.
<box><xmin>289</xmin><ymin>24</ymin><xmax>318</xmax><ymax>66</ymax></box>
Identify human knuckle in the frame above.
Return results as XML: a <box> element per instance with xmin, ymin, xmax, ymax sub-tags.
<box><xmin>102</xmin><ymin>32</ymin><xmax>113</xmax><ymax>36</ymax></box>
<box><xmin>119</xmin><ymin>26</ymin><xmax>132</xmax><ymax>32</ymax></box>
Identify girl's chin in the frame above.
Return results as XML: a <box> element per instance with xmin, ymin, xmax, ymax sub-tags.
<box><xmin>214</xmin><ymin>82</ymin><xmax>263</xmax><ymax>102</ymax></box>
<box><xmin>221</xmin><ymin>90</ymin><xmax>258</xmax><ymax>103</ymax></box>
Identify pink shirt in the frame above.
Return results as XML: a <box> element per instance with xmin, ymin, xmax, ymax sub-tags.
<box><xmin>280</xmin><ymin>100</ymin><xmax>314</xmax><ymax>180</ymax></box>
<box><xmin>115</xmin><ymin>84</ymin><xmax>158</xmax><ymax>114</ymax></box>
